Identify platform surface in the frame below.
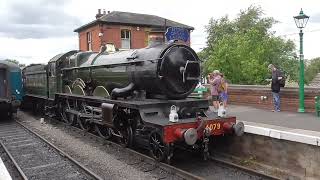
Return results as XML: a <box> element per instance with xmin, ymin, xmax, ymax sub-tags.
<box><xmin>228</xmin><ymin>105</ymin><xmax>320</xmax><ymax>146</ymax></box>
<box><xmin>0</xmin><ymin>157</ymin><xmax>12</xmax><ymax>180</ymax></box>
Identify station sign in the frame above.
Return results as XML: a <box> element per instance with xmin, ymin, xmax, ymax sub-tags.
<box><xmin>165</xmin><ymin>27</ymin><xmax>190</xmax><ymax>42</ymax></box>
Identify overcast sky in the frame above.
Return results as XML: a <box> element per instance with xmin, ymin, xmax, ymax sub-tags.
<box><xmin>1</xmin><ymin>0</ymin><xmax>320</xmax><ymax>65</ymax></box>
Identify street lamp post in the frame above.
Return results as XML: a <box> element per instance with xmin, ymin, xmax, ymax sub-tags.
<box><xmin>294</xmin><ymin>9</ymin><xmax>309</xmax><ymax>113</ymax></box>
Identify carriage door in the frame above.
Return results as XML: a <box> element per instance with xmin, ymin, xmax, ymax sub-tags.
<box><xmin>48</xmin><ymin>62</ymin><xmax>57</xmax><ymax>99</ymax></box>
<box><xmin>0</xmin><ymin>69</ymin><xmax>7</xmax><ymax>98</ymax></box>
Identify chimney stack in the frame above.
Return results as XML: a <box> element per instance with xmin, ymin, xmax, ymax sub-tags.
<box><xmin>103</xmin><ymin>9</ymin><xmax>106</xmax><ymax>14</ymax></box>
<box><xmin>96</xmin><ymin>9</ymin><xmax>103</xmax><ymax>19</ymax></box>
<box><xmin>108</xmin><ymin>11</ymin><xmax>110</xmax><ymax>14</ymax></box>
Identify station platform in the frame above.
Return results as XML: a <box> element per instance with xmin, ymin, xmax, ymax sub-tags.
<box><xmin>228</xmin><ymin>105</ymin><xmax>320</xmax><ymax>146</ymax></box>
<box><xmin>0</xmin><ymin>157</ymin><xmax>12</xmax><ymax>180</ymax></box>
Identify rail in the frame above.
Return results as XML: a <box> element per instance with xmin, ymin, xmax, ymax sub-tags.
<box><xmin>0</xmin><ymin>141</ymin><xmax>28</xmax><ymax>180</ymax></box>
<box><xmin>0</xmin><ymin>121</ymin><xmax>103</xmax><ymax>180</ymax></box>
<box><xmin>209</xmin><ymin>156</ymin><xmax>280</xmax><ymax>180</ymax></box>
<box><xmin>30</xmin><ymin>114</ymin><xmax>279</xmax><ymax>180</ymax></box>
<box><xmin>30</xmin><ymin>116</ymin><xmax>204</xmax><ymax>180</ymax></box>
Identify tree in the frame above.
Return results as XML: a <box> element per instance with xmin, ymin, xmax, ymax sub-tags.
<box><xmin>4</xmin><ymin>59</ymin><xmax>26</xmax><ymax>68</ymax></box>
<box><xmin>4</xmin><ymin>59</ymin><xmax>19</xmax><ymax>65</ymax></box>
<box><xmin>305</xmin><ymin>57</ymin><xmax>320</xmax><ymax>85</ymax></box>
<box><xmin>200</xmin><ymin>6</ymin><xmax>299</xmax><ymax>84</ymax></box>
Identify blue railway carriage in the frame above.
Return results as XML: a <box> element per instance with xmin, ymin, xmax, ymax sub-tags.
<box><xmin>0</xmin><ymin>60</ymin><xmax>23</xmax><ymax>119</ymax></box>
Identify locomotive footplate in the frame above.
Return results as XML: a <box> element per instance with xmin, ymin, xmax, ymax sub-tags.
<box><xmin>56</xmin><ymin>93</ymin><xmax>208</xmax><ymax>109</ymax></box>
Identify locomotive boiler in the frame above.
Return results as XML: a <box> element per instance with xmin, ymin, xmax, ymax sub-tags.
<box><xmin>62</xmin><ymin>43</ymin><xmax>200</xmax><ymax>100</ymax></box>
<box><xmin>22</xmin><ymin>42</ymin><xmax>244</xmax><ymax>163</ymax></box>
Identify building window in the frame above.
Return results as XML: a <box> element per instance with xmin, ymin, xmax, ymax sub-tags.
<box><xmin>121</xmin><ymin>29</ymin><xmax>131</xmax><ymax>49</ymax></box>
<box><xmin>87</xmin><ymin>32</ymin><xmax>92</xmax><ymax>51</ymax></box>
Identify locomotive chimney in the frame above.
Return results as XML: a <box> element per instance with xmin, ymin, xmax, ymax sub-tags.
<box><xmin>96</xmin><ymin>9</ymin><xmax>103</xmax><ymax>19</ymax></box>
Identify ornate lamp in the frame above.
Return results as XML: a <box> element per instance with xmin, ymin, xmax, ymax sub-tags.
<box><xmin>294</xmin><ymin>9</ymin><xmax>309</xmax><ymax>113</ymax></box>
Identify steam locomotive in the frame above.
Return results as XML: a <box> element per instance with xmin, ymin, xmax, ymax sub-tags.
<box><xmin>22</xmin><ymin>42</ymin><xmax>244</xmax><ymax>162</ymax></box>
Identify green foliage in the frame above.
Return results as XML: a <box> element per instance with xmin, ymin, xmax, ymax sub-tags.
<box><xmin>200</xmin><ymin>5</ymin><xmax>298</xmax><ymax>84</ymax></box>
<box><xmin>4</xmin><ymin>59</ymin><xmax>25</xmax><ymax>68</ymax></box>
<box><xmin>305</xmin><ymin>57</ymin><xmax>320</xmax><ymax>84</ymax></box>
<box><xmin>4</xmin><ymin>59</ymin><xmax>19</xmax><ymax>65</ymax></box>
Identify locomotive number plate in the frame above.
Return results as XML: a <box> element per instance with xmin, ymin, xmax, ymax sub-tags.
<box><xmin>206</xmin><ymin>123</ymin><xmax>221</xmax><ymax>131</ymax></box>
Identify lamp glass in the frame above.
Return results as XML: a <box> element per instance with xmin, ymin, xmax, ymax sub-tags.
<box><xmin>294</xmin><ymin>9</ymin><xmax>309</xmax><ymax>28</ymax></box>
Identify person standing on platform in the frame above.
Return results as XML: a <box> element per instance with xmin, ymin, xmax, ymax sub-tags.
<box><xmin>208</xmin><ymin>70</ymin><xmax>221</xmax><ymax>112</ymax></box>
<box><xmin>219</xmin><ymin>73</ymin><xmax>229</xmax><ymax>108</ymax></box>
<box><xmin>266</xmin><ymin>64</ymin><xmax>283</xmax><ymax>112</ymax></box>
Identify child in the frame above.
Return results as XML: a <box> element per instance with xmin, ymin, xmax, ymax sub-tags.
<box><xmin>208</xmin><ymin>70</ymin><xmax>222</xmax><ymax>112</ymax></box>
<box><xmin>219</xmin><ymin>73</ymin><xmax>228</xmax><ymax>108</ymax></box>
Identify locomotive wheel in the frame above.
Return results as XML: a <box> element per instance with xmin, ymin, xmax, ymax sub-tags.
<box><xmin>119</xmin><ymin>126</ymin><xmax>133</xmax><ymax>148</ymax></box>
<box><xmin>93</xmin><ymin>86</ymin><xmax>110</xmax><ymax>98</ymax></box>
<box><xmin>60</xmin><ymin>102</ymin><xmax>75</xmax><ymax>125</ymax></box>
<box><xmin>95</xmin><ymin>124</ymin><xmax>112</xmax><ymax>139</ymax></box>
<box><xmin>65</xmin><ymin>113</ymin><xmax>75</xmax><ymax>125</ymax></box>
<box><xmin>78</xmin><ymin>117</ymin><xmax>92</xmax><ymax>131</ymax></box>
<box><xmin>78</xmin><ymin>103</ymin><xmax>92</xmax><ymax>131</ymax></box>
<box><xmin>149</xmin><ymin>131</ymin><xmax>166</xmax><ymax>162</ymax></box>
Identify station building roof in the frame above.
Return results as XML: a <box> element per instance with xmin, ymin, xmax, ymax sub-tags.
<box><xmin>74</xmin><ymin>11</ymin><xmax>194</xmax><ymax>32</ymax></box>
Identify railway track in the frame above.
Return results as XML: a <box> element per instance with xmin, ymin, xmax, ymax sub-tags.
<box><xmin>173</xmin><ymin>148</ymin><xmax>280</xmax><ymax>180</ymax></box>
<box><xmin>0</xmin><ymin>121</ymin><xmax>103</xmax><ymax>180</ymax></box>
<box><xmin>17</xmin><ymin>113</ymin><xmax>202</xmax><ymax>180</ymax></box>
<box><xmin>18</xmin><ymin>112</ymin><xmax>280</xmax><ymax>180</ymax></box>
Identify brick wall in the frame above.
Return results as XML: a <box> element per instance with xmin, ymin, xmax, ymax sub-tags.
<box><xmin>131</xmin><ymin>26</ymin><xmax>147</xmax><ymax>49</ymax></box>
<box><xmin>102</xmin><ymin>25</ymin><xmax>121</xmax><ymax>49</ymax></box>
<box><xmin>78</xmin><ymin>24</ymin><xmax>148</xmax><ymax>51</ymax></box>
<box><xmin>78</xmin><ymin>24</ymin><xmax>191</xmax><ymax>51</ymax></box>
<box><xmin>78</xmin><ymin>25</ymin><xmax>101</xmax><ymax>51</ymax></box>
<box><xmin>204</xmin><ymin>84</ymin><xmax>320</xmax><ymax>112</ymax></box>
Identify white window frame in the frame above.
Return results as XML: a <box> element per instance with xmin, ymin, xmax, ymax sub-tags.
<box><xmin>121</xmin><ymin>29</ymin><xmax>131</xmax><ymax>49</ymax></box>
<box><xmin>87</xmin><ymin>32</ymin><xmax>92</xmax><ymax>51</ymax></box>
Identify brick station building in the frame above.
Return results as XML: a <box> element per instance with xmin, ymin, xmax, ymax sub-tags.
<box><xmin>74</xmin><ymin>9</ymin><xmax>194</xmax><ymax>51</ymax></box>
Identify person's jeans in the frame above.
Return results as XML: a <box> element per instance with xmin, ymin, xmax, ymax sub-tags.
<box><xmin>272</xmin><ymin>92</ymin><xmax>280</xmax><ymax>111</ymax></box>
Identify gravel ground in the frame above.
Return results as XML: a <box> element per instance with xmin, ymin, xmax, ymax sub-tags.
<box><xmin>0</xmin><ymin>145</ymin><xmax>23</xmax><ymax>180</ymax></box>
<box><xmin>17</xmin><ymin>110</ymin><xmax>274</xmax><ymax>180</ymax></box>
<box><xmin>17</xmin><ymin>111</ymin><xmax>182</xmax><ymax>180</ymax></box>
<box><xmin>0</xmin><ymin>123</ymin><xmax>95</xmax><ymax>180</ymax></box>
<box><xmin>172</xmin><ymin>149</ymin><xmax>269</xmax><ymax>180</ymax></box>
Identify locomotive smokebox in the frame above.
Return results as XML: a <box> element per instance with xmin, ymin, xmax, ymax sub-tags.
<box><xmin>157</xmin><ymin>44</ymin><xmax>201</xmax><ymax>99</ymax></box>
<box><xmin>128</xmin><ymin>43</ymin><xmax>201</xmax><ymax>99</ymax></box>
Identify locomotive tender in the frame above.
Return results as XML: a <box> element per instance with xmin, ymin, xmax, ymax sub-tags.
<box><xmin>23</xmin><ymin>42</ymin><xmax>244</xmax><ymax>162</ymax></box>
<box><xmin>0</xmin><ymin>60</ymin><xmax>23</xmax><ymax>119</ymax></box>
